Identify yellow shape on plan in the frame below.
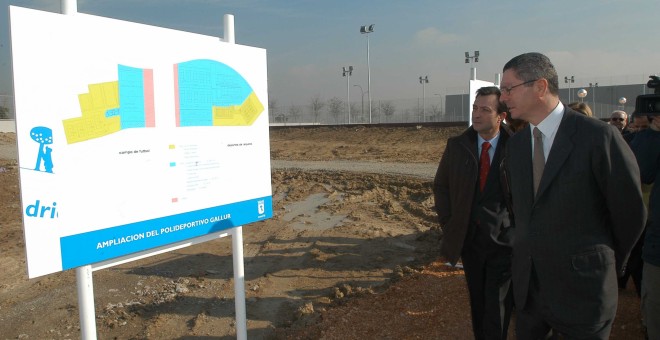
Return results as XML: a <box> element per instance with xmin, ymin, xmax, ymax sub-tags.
<box><xmin>62</xmin><ymin>81</ymin><xmax>121</xmax><ymax>144</ymax></box>
<box><xmin>212</xmin><ymin>91</ymin><xmax>264</xmax><ymax>126</ymax></box>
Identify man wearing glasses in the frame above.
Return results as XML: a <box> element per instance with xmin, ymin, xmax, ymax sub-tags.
<box><xmin>499</xmin><ymin>52</ymin><xmax>646</xmax><ymax>339</ymax></box>
<box><xmin>609</xmin><ymin>110</ymin><xmax>630</xmax><ymax>134</ymax></box>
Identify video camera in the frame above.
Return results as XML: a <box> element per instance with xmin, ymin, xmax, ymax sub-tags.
<box><xmin>634</xmin><ymin>75</ymin><xmax>660</xmax><ymax>116</ymax></box>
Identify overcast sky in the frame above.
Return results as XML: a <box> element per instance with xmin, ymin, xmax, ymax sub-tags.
<box><xmin>2</xmin><ymin>0</ymin><xmax>659</xmax><ymax>106</ymax></box>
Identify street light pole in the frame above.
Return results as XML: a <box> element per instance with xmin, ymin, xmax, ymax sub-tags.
<box><xmin>434</xmin><ymin>93</ymin><xmax>443</xmax><ymax>121</ymax></box>
<box><xmin>618</xmin><ymin>97</ymin><xmax>627</xmax><ymax>110</ymax></box>
<box><xmin>342</xmin><ymin>66</ymin><xmax>353</xmax><ymax>124</ymax></box>
<box><xmin>589</xmin><ymin>82</ymin><xmax>599</xmax><ymax>116</ymax></box>
<box><xmin>465</xmin><ymin>51</ymin><xmax>479</xmax><ymax>122</ymax></box>
<box><xmin>360</xmin><ymin>24</ymin><xmax>374</xmax><ymax>124</ymax></box>
<box><xmin>577</xmin><ymin>88</ymin><xmax>587</xmax><ymax>103</ymax></box>
<box><xmin>564</xmin><ymin>76</ymin><xmax>574</xmax><ymax>102</ymax></box>
<box><xmin>465</xmin><ymin>51</ymin><xmax>479</xmax><ymax>80</ymax></box>
<box><xmin>419</xmin><ymin>76</ymin><xmax>429</xmax><ymax>122</ymax></box>
<box><xmin>353</xmin><ymin>84</ymin><xmax>364</xmax><ymax>122</ymax></box>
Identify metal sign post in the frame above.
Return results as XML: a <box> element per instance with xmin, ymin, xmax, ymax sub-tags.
<box><xmin>222</xmin><ymin>13</ymin><xmax>248</xmax><ymax>340</ymax></box>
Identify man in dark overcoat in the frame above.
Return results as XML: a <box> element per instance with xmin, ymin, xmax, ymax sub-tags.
<box><xmin>500</xmin><ymin>52</ymin><xmax>646</xmax><ymax>339</ymax></box>
<box><xmin>434</xmin><ymin>86</ymin><xmax>514</xmax><ymax>340</ymax></box>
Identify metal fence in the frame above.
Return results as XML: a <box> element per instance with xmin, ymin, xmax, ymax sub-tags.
<box><xmin>0</xmin><ymin>80</ymin><xmax>652</xmax><ymax>124</ymax></box>
<box><xmin>0</xmin><ymin>95</ymin><xmax>14</xmax><ymax>119</ymax></box>
<box><xmin>270</xmin><ymin>82</ymin><xmax>650</xmax><ymax>125</ymax></box>
<box><xmin>556</xmin><ymin>83</ymin><xmax>646</xmax><ymax>120</ymax></box>
<box><xmin>269</xmin><ymin>96</ymin><xmax>465</xmax><ymax>125</ymax></box>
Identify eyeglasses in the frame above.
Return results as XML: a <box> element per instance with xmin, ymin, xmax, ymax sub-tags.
<box><xmin>500</xmin><ymin>79</ymin><xmax>539</xmax><ymax>95</ymax></box>
<box><xmin>610</xmin><ymin>117</ymin><xmax>625</xmax><ymax>122</ymax></box>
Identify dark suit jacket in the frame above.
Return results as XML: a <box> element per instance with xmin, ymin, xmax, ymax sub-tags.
<box><xmin>434</xmin><ymin>125</ymin><xmax>513</xmax><ymax>265</ymax></box>
<box><xmin>505</xmin><ymin>108</ymin><xmax>646</xmax><ymax>325</ymax></box>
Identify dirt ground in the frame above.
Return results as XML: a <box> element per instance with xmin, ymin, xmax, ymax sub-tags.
<box><xmin>0</xmin><ymin>125</ymin><xmax>645</xmax><ymax>339</ymax></box>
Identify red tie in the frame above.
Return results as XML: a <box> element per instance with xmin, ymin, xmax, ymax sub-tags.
<box><xmin>479</xmin><ymin>142</ymin><xmax>491</xmax><ymax>192</ymax></box>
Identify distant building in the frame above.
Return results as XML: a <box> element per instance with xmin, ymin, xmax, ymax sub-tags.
<box><xmin>446</xmin><ymin>83</ymin><xmax>646</xmax><ymax>121</ymax></box>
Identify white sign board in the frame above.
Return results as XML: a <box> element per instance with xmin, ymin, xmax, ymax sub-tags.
<box><xmin>10</xmin><ymin>6</ymin><xmax>272</xmax><ymax>278</ymax></box>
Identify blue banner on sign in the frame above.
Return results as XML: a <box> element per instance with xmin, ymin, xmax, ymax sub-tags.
<box><xmin>60</xmin><ymin>196</ymin><xmax>272</xmax><ymax>269</ymax></box>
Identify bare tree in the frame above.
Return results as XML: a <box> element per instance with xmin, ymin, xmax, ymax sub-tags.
<box><xmin>328</xmin><ymin>97</ymin><xmax>344</xmax><ymax>124</ymax></box>
<box><xmin>415</xmin><ymin>102</ymin><xmax>424</xmax><ymax>122</ymax></box>
<box><xmin>287</xmin><ymin>104</ymin><xmax>302</xmax><ymax>123</ymax></box>
<box><xmin>380</xmin><ymin>101</ymin><xmax>396</xmax><ymax>120</ymax></box>
<box><xmin>0</xmin><ymin>95</ymin><xmax>10</xmax><ymax>119</ymax></box>
<box><xmin>310</xmin><ymin>95</ymin><xmax>325</xmax><ymax>124</ymax></box>
<box><xmin>403</xmin><ymin>108</ymin><xmax>416</xmax><ymax>123</ymax></box>
<box><xmin>269</xmin><ymin>98</ymin><xmax>282</xmax><ymax>122</ymax></box>
<box><xmin>349</xmin><ymin>102</ymin><xmax>360</xmax><ymax>123</ymax></box>
<box><xmin>430</xmin><ymin>103</ymin><xmax>443</xmax><ymax>122</ymax></box>
<box><xmin>430</xmin><ymin>103</ymin><xmax>442</xmax><ymax>115</ymax></box>
<box><xmin>0</xmin><ymin>106</ymin><xmax>8</xmax><ymax>119</ymax></box>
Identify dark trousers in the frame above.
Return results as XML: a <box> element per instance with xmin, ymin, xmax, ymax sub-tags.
<box><xmin>462</xmin><ymin>239</ymin><xmax>513</xmax><ymax>340</ymax></box>
<box><xmin>516</xmin><ymin>265</ymin><xmax>613</xmax><ymax>340</ymax></box>
<box><xmin>618</xmin><ymin>227</ymin><xmax>646</xmax><ymax>296</ymax></box>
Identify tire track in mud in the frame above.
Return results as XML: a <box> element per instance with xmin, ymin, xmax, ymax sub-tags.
<box><xmin>271</xmin><ymin>160</ymin><xmax>438</xmax><ymax>180</ymax></box>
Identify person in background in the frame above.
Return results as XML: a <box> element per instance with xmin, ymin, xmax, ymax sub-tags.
<box><xmin>567</xmin><ymin>102</ymin><xmax>593</xmax><ymax>117</ymax></box>
<box><xmin>500</xmin><ymin>52</ymin><xmax>646</xmax><ymax>339</ymax></box>
<box><xmin>434</xmin><ymin>86</ymin><xmax>514</xmax><ymax>340</ymax></box>
<box><xmin>636</xmin><ymin>114</ymin><xmax>652</xmax><ymax>131</ymax></box>
<box><xmin>620</xmin><ymin>111</ymin><xmax>653</xmax><ymax>295</ymax></box>
<box><xmin>610</xmin><ymin>110</ymin><xmax>631</xmax><ymax>135</ymax></box>
<box><xmin>630</xmin><ymin>113</ymin><xmax>651</xmax><ymax>133</ymax></box>
<box><xmin>625</xmin><ymin>113</ymin><xmax>651</xmax><ymax>143</ymax></box>
<box><xmin>505</xmin><ymin>116</ymin><xmax>527</xmax><ymax>132</ymax></box>
<box><xmin>630</xmin><ymin>114</ymin><xmax>660</xmax><ymax>340</ymax></box>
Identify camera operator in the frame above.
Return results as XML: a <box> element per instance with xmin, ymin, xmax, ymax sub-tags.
<box><xmin>630</xmin><ymin>111</ymin><xmax>660</xmax><ymax>340</ymax></box>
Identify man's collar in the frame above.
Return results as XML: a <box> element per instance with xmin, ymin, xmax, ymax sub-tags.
<box><xmin>531</xmin><ymin>101</ymin><xmax>564</xmax><ymax>136</ymax></box>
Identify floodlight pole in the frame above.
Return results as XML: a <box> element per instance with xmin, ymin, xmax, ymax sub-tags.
<box><xmin>360</xmin><ymin>24</ymin><xmax>374</xmax><ymax>123</ymax></box>
<box><xmin>434</xmin><ymin>93</ymin><xmax>444</xmax><ymax>121</ymax></box>
<box><xmin>419</xmin><ymin>76</ymin><xmax>428</xmax><ymax>122</ymax></box>
<box><xmin>465</xmin><ymin>51</ymin><xmax>479</xmax><ymax>80</ymax></box>
<box><xmin>367</xmin><ymin>35</ymin><xmax>371</xmax><ymax>123</ymax></box>
<box><xmin>618</xmin><ymin>97</ymin><xmax>627</xmax><ymax>110</ymax></box>
<box><xmin>354</xmin><ymin>84</ymin><xmax>365</xmax><ymax>122</ymax></box>
<box><xmin>464</xmin><ymin>51</ymin><xmax>479</xmax><ymax>123</ymax></box>
<box><xmin>578</xmin><ymin>89</ymin><xmax>587</xmax><ymax>103</ymax></box>
<box><xmin>589</xmin><ymin>82</ymin><xmax>599</xmax><ymax>117</ymax></box>
<box><xmin>564</xmin><ymin>76</ymin><xmax>574</xmax><ymax>102</ymax></box>
<box><xmin>342</xmin><ymin>66</ymin><xmax>353</xmax><ymax>124</ymax></box>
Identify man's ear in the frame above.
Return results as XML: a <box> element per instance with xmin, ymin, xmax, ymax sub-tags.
<box><xmin>535</xmin><ymin>78</ymin><xmax>549</xmax><ymax>97</ymax></box>
<box><xmin>499</xmin><ymin>112</ymin><xmax>507</xmax><ymax>123</ymax></box>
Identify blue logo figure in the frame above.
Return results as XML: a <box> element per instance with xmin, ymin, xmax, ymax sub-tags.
<box><xmin>43</xmin><ymin>146</ymin><xmax>54</xmax><ymax>173</ymax></box>
<box><xmin>30</xmin><ymin>126</ymin><xmax>54</xmax><ymax>173</ymax></box>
